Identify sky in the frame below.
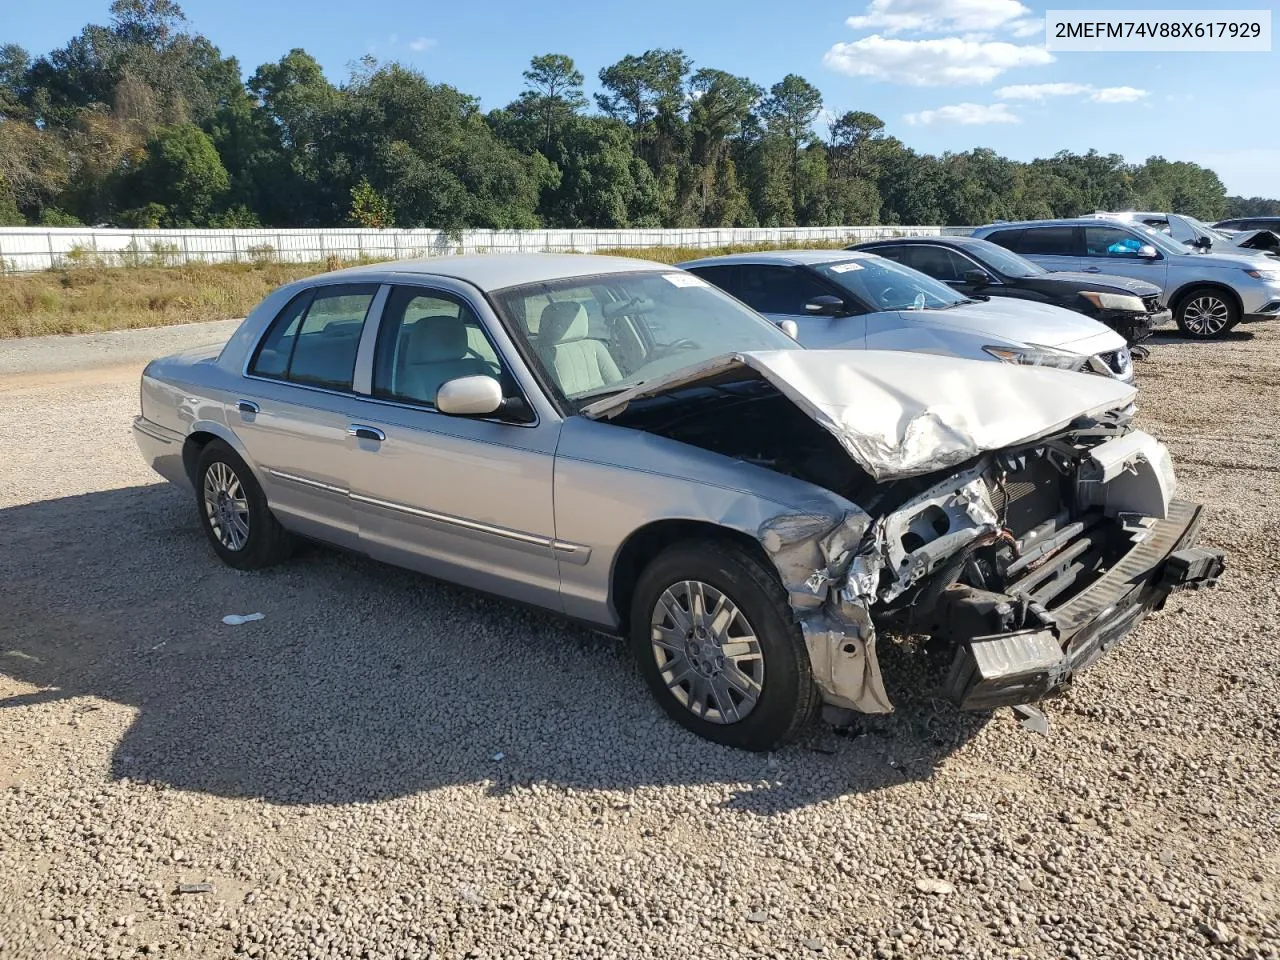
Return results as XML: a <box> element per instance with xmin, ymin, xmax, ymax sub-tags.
<box><xmin>6</xmin><ymin>0</ymin><xmax>1279</xmax><ymax>195</ymax></box>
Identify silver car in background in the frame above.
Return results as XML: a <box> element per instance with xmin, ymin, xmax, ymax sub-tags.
<box><xmin>973</xmin><ymin>218</ymin><xmax>1280</xmax><ymax>338</ymax></box>
<box><xmin>133</xmin><ymin>255</ymin><xmax>1223</xmax><ymax>750</ymax></box>
<box><xmin>679</xmin><ymin>250</ymin><xmax>1134</xmax><ymax>381</ymax></box>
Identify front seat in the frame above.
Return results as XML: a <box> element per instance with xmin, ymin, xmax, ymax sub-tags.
<box><xmin>537</xmin><ymin>301</ymin><xmax>622</xmax><ymax>397</ymax></box>
<box><xmin>398</xmin><ymin>315</ymin><xmax>492</xmax><ymax>404</ymax></box>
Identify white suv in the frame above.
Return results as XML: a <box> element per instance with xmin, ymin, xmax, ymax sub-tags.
<box><xmin>973</xmin><ymin>218</ymin><xmax>1280</xmax><ymax>338</ymax></box>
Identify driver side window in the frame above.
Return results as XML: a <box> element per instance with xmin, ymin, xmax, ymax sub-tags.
<box><xmin>1085</xmin><ymin>226</ymin><xmax>1149</xmax><ymax>259</ymax></box>
<box><xmin>735</xmin><ymin>266</ymin><xmax>835</xmax><ymax>315</ymax></box>
<box><xmin>371</xmin><ymin>287</ymin><xmax>505</xmax><ymax>408</ymax></box>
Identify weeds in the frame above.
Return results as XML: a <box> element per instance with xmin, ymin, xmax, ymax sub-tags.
<box><xmin>0</xmin><ymin>239</ymin><xmax>867</xmax><ymax>338</ymax></box>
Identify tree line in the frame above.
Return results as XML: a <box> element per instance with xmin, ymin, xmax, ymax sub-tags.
<box><xmin>0</xmin><ymin>0</ymin><xmax>1270</xmax><ymax>233</ymax></box>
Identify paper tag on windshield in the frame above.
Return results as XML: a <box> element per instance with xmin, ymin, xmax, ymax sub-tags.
<box><xmin>662</xmin><ymin>273</ymin><xmax>707</xmax><ymax>287</ymax></box>
<box><xmin>829</xmin><ymin>261</ymin><xmax>863</xmax><ymax>273</ymax></box>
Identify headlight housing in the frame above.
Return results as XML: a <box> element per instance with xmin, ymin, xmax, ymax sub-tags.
<box><xmin>983</xmin><ymin>344</ymin><xmax>1089</xmax><ymax>371</ymax></box>
<box><xmin>1080</xmin><ymin>291</ymin><xmax>1146</xmax><ymax>312</ymax></box>
<box><xmin>1245</xmin><ymin>268</ymin><xmax>1280</xmax><ymax>282</ymax></box>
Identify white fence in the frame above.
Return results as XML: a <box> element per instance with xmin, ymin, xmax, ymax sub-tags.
<box><xmin>0</xmin><ymin>225</ymin><xmax>971</xmax><ymax>273</ymax></box>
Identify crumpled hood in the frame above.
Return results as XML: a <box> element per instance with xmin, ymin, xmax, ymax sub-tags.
<box><xmin>582</xmin><ymin>349</ymin><xmax>1137</xmax><ymax>481</ymax></box>
<box><xmin>931</xmin><ymin>297</ymin><xmax>1126</xmax><ymax>353</ymax></box>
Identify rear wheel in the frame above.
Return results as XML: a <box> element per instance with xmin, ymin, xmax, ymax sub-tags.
<box><xmin>195</xmin><ymin>440</ymin><xmax>292</xmax><ymax>570</ymax></box>
<box><xmin>630</xmin><ymin>540</ymin><xmax>818</xmax><ymax>751</ymax></box>
<box><xmin>1175</xmin><ymin>287</ymin><xmax>1239</xmax><ymax>339</ymax></box>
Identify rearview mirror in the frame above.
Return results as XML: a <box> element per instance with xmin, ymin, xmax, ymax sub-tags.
<box><xmin>804</xmin><ymin>295</ymin><xmax>846</xmax><ymax>317</ymax></box>
<box><xmin>963</xmin><ymin>268</ymin><xmax>992</xmax><ymax>287</ymax></box>
<box><xmin>779</xmin><ymin>319</ymin><xmax>799</xmax><ymax>339</ymax></box>
<box><xmin>436</xmin><ymin>375</ymin><xmax>504</xmax><ymax>417</ymax></box>
<box><xmin>1138</xmin><ymin>244</ymin><xmax>1159</xmax><ymax>259</ymax></box>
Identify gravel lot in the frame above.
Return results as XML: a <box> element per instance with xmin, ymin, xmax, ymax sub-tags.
<box><xmin>0</xmin><ymin>320</ymin><xmax>1277</xmax><ymax>960</ymax></box>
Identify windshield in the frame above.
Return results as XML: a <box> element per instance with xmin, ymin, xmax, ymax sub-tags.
<box><xmin>967</xmin><ymin>240</ymin><xmax>1046</xmax><ymax>278</ymax></box>
<box><xmin>490</xmin><ymin>270</ymin><xmax>799</xmax><ymax>406</ymax></box>
<box><xmin>814</xmin><ymin>256</ymin><xmax>967</xmax><ymax>311</ymax></box>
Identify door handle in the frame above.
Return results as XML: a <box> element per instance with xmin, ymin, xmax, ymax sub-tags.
<box><xmin>237</xmin><ymin>400</ymin><xmax>259</xmax><ymax>416</ymax></box>
<box><xmin>1083</xmin><ymin>266</ymin><xmax>1101</xmax><ymax>273</ymax></box>
<box><xmin>348</xmin><ymin>424</ymin><xmax>386</xmax><ymax>442</ymax></box>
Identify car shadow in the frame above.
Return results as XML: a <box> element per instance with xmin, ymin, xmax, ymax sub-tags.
<box><xmin>0</xmin><ymin>484</ymin><xmax>988</xmax><ymax>814</ymax></box>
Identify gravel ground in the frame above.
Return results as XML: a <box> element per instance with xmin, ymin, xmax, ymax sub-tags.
<box><xmin>0</xmin><ymin>320</ymin><xmax>1277</xmax><ymax>960</ymax></box>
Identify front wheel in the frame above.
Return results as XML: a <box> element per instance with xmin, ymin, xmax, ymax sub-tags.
<box><xmin>1175</xmin><ymin>287</ymin><xmax>1239</xmax><ymax>339</ymax></box>
<box><xmin>630</xmin><ymin>540</ymin><xmax>819</xmax><ymax>751</ymax></box>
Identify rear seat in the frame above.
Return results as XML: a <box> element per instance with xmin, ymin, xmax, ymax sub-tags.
<box><xmin>289</xmin><ymin>324</ymin><xmax>362</xmax><ymax>387</ymax></box>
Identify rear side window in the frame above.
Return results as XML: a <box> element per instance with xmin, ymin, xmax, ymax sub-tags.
<box><xmin>866</xmin><ymin>245</ymin><xmax>909</xmax><ymax>265</ymax></box>
<box><xmin>983</xmin><ymin>229</ymin><xmax>1023</xmax><ymax>252</ymax></box>
<box><xmin>249</xmin><ymin>284</ymin><xmax>378</xmax><ymax>390</ymax></box>
<box><xmin>1016</xmin><ymin>226</ymin><xmax>1078</xmax><ymax>256</ymax></box>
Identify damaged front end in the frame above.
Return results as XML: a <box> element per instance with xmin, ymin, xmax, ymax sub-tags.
<box><xmin>585</xmin><ymin>350</ymin><xmax>1225</xmax><ymax>717</ymax></box>
<box><xmin>861</xmin><ymin>421</ymin><xmax>1223</xmax><ymax>711</ymax></box>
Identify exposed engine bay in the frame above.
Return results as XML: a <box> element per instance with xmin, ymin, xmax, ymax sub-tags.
<box><xmin>609</xmin><ymin>373</ymin><xmax>1221</xmax><ymax>714</ymax></box>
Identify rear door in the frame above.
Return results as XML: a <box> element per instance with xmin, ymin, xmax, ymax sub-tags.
<box><xmin>1011</xmin><ymin>225</ymin><xmax>1083</xmax><ymax>272</ymax></box>
<box><xmin>733</xmin><ymin>264</ymin><xmax>868</xmax><ymax>347</ymax></box>
<box><xmin>235</xmin><ymin>282</ymin><xmax>383</xmax><ymax>549</ymax></box>
<box><xmin>1081</xmin><ymin>224</ymin><xmax>1169</xmax><ymax>288</ymax></box>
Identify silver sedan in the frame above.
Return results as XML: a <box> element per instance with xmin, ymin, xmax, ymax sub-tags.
<box><xmin>133</xmin><ymin>255</ymin><xmax>1223</xmax><ymax>750</ymax></box>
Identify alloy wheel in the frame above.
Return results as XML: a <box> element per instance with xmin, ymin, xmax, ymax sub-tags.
<box><xmin>649</xmin><ymin>580</ymin><xmax>764</xmax><ymax>724</ymax></box>
<box><xmin>1182</xmin><ymin>296</ymin><xmax>1231</xmax><ymax>336</ymax></box>
<box><xmin>203</xmin><ymin>461</ymin><xmax>250</xmax><ymax>551</ymax></box>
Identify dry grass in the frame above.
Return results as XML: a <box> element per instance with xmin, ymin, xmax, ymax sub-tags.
<box><xmin>0</xmin><ymin>241</ymin><xmax>859</xmax><ymax>338</ymax></box>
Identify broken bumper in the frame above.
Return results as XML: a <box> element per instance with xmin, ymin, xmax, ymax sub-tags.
<box><xmin>945</xmin><ymin>499</ymin><xmax>1224</xmax><ymax>711</ymax></box>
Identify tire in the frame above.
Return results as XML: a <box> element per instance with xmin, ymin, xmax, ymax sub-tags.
<box><xmin>194</xmin><ymin>440</ymin><xmax>293</xmax><ymax>570</ymax></box>
<box><xmin>629</xmin><ymin>540</ymin><xmax>819</xmax><ymax>751</ymax></box>
<box><xmin>1175</xmin><ymin>287</ymin><xmax>1240</xmax><ymax>339</ymax></box>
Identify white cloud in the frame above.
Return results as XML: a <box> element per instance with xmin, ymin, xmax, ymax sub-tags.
<box><xmin>904</xmin><ymin>102</ymin><xmax>1022</xmax><ymax>125</ymax></box>
<box><xmin>845</xmin><ymin>0</ymin><xmax>1034</xmax><ymax>34</ymax></box>
<box><xmin>823</xmin><ymin>35</ymin><xmax>1053</xmax><ymax>86</ymax></box>
<box><xmin>995</xmin><ymin>82</ymin><xmax>1150</xmax><ymax>103</ymax></box>
<box><xmin>1089</xmin><ymin>85</ymin><xmax>1148</xmax><ymax>103</ymax></box>
<box><xmin>1006</xmin><ymin>16</ymin><xmax>1044</xmax><ymax>37</ymax></box>
<box><xmin>995</xmin><ymin>82</ymin><xmax>1091</xmax><ymax>100</ymax></box>
<box><xmin>407</xmin><ymin>37</ymin><xmax>438</xmax><ymax>52</ymax></box>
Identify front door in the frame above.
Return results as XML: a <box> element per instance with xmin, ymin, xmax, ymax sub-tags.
<box><xmin>344</xmin><ymin>282</ymin><xmax>563</xmax><ymax>610</ymax></box>
<box><xmin>1080</xmin><ymin>224</ymin><xmax>1170</xmax><ymax>288</ymax></box>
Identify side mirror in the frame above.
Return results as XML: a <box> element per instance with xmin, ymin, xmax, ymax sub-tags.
<box><xmin>1194</xmin><ymin>236</ymin><xmax>1213</xmax><ymax>250</ymax></box>
<box><xmin>779</xmin><ymin>319</ymin><xmax>799</xmax><ymax>339</ymax></box>
<box><xmin>963</xmin><ymin>268</ymin><xmax>992</xmax><ymax>287</ymax></box>
<box><xmin>1138</xmin><ymin>244</ymin><xmax>1159</xmax><ymax>259</ymax></box>
<box><xmin>436</xmin><ymin>375</ymin><xmax>504</xmax><ymax>417</ymax></box>
<box><xmin>804</xmin><ymin>295</ymin><xmax>847</xmax><ymax>317</ymax></box>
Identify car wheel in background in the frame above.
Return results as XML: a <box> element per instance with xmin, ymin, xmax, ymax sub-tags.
<box><xmin>195</xmin><ymin>440</ymin><xmax>293</xmax><ymax>570</ymax></box>
<box><xmin>630</xmin><ymin>540</ymin><xmax>818</xmax><ymax>751</ymax></box>
<box><xmin>1175</xmin><ymin>287</ymin><xmax>1239</xmax><ymax>339</ymax></box>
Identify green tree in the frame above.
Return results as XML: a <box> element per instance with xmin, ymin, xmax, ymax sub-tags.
<box><xmin>515</xmin><ymin>54</ymin><xmax>586</xmax><ymax>152</ymax></box>
<box><xmin>0</xmin><ymin>45</ymin><xmax>31</xmax><ymax>121</ymax></box>
<box><xmin>123</xmin><ymin>123</ymin><xmax>229</xmax><ymax>225</ymax></box>
<box><xmin>349</xmin><ymin>176</ymin><xmax>394</xmax><ymax>227</ymax></box>
<box><xmin>759</xmin><ymin>74</ymin><xmax>823</xmax><ymax>221</ymax></box>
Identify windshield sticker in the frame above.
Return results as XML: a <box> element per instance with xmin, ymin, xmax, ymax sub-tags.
<box><xmin>829</xmin><ymin>261</ymin><xmax>864</xmax><ymax>273</ymax></box>
<box><xmin>663</xmin><ymin>273</ymin><xmax>707</xmax><ymax>287</ymax></box>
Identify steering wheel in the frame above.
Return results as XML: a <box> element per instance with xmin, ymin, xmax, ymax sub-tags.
<box><xmin>666</xmin><ymin>338</ymin><xmax>700</xmax><ymax>351</ymax></box>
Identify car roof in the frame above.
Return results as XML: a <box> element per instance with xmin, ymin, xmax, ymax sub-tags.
<box><xmin>316</xmin><ymin>253</ymin><xmax>674</xmax><ymax>292</ymax></box>
<box><xmin>974</xmin><ymin>217</ymin><xmax>1138</xmax><ymax>231</ymax></box>
<box><xmin>678</xmin><ymin>249</ymin><xmax>876</xmax><ymax>268</ymax></box>
<box><xmin>855</xmin><ymin>235</ymin><xmax>990</xmax><ymax>250</ymax></box>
